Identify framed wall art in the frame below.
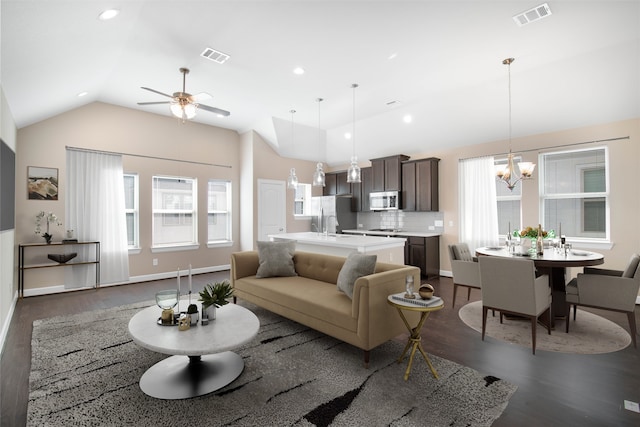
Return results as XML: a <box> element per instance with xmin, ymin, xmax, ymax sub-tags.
<box><xmin>28</xmin><ymin>166</ymin><xmax>58</xmax><ymax>200</ymax></box>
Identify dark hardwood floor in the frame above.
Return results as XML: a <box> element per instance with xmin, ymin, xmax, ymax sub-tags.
<box><xmin>2</xmin><ymin>272</ymin><xmax>639</xmax><ymax>426</ymax></box>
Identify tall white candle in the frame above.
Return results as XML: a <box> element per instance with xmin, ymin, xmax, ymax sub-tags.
<box><xmin>559</xmin><ymin>222</ymin><xmax>562</xmax><ymax>237</ymax></box>
<box><xmin>177</xmin><ymin>268</ymin><xmax>181</xmax><ymax>311</ymax></box>
<box><xmin>189</xmin><ymin>264</ymin><xmax>192</xmax><ymax>293</ymax></box>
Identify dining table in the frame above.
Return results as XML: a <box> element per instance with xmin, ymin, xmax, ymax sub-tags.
<box><xmin>475</xmin><ymin>245</ymin><xmax>604</xmax><ymax>326</ymax></box>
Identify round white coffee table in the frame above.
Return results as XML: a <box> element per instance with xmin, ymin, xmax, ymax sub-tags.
<box><xmin>128</xmin><ymin>302</ymin><xmax>259</xmax><ymax>399</ymax></box>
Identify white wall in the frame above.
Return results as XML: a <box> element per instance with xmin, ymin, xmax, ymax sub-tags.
<box><xmin>1</xmin><ymin>86</ymin><xmax>18</xmax><ymax>354</ymax></box>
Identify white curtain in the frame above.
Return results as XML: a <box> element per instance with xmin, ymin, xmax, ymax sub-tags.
<box><xmin>66</xmin><ymin>149</ymin><xmax>129</xmax><ymax>287</ymax></box>
<box><xmin>458</xmin><ymin>156</ymin><xmax>500</xmax><ymax>253</ymax></box>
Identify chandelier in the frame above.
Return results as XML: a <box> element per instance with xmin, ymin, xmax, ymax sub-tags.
<box><xmin>496</xmin><ymin>58</ymin><xmax>535</xmax><ymax>191</ymax></box>
<box><xmin>346</xmin><ymin>84</ymin><xmax>361</xmax><ymax>183</ymax></box>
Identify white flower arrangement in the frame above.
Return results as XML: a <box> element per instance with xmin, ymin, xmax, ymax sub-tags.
<box><xmin>35</xmin><ymin>211</ymin><xmax>62</xmax><ymax>242</ymax></box>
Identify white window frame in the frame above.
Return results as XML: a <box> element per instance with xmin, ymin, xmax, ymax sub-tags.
<box><xmin>539</xmin><ymin>146</ymin><xmax>611</xmax><ymax>249</ymax></box>
<box><xmin>293</xmin><ymin>182</ymin><xmax>313</xmax><ymax>218</ymax></box>
<box><xmin>207</xmin><ymin>179</ymin><xmax>233</xmax><ymax>248</ymax></box>
<box><xmin>151</xmin><ymin>175</ymin><xmax>199</xmax><ymax>252</ymax></box>
<box><xmin>123</xmin><ymin>173</ymin><xmax>140</xmax><ymax>253</ymax></box>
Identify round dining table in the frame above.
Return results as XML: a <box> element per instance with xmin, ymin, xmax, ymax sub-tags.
<box><xmin>475</xmin><ymin>246</ymin><xmax>604</xmax><ymax>326</ymax></box>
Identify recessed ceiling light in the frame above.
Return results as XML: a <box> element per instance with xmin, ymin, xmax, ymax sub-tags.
<box><xmin>98</xmin><ymin>9</ymin><xmax>120</xmax><ymax>21</ymax></box>
<box><xmin>388</xmin><ymin>53</ymin><xmax>398</xmax><ymax>60</ymax></box>
<box><xmin>403</xmin><ymin>115</ymin><xmax>413</xmax><ymax>124</ymax></box>
<box><xmin>77</xmin><ymin>91</ymin><xmax>88</xmax><ymax>97</ymax></box>
<box><xmin>344</xmin><ymin>132</ymin><xmax>352</xmax><ymax>140</ymax></box>
<box><xmin>293</xmin><ymin>67</ymin><xmax>305</xmax><ymax>75</ymax></box>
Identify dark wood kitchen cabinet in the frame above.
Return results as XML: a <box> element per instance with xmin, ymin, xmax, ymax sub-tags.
<box><xmin>322</xmin><ymin>171</ymin><xmax>351</xmax><ymax>196</ymax></box>
<box><xmin>371</xmin><ymin>155</ymin><xmax>409</xmax><ymax>192</ymax></box>
<box><xmin>402</xmin><ymin>157</ymin><xmax>439</xmax><ymax>211</ymax></box>
<box><xmin>403</xmin><ymin>235</ymin><xmax>440</xmax><ymax>278</ymax></box>
<box><xmin>352</xmin><ymin>167</ymin><xmax>372</xmax><ymax>211</ymax></box>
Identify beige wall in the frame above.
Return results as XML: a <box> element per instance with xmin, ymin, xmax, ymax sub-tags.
<box><xmin>10</xmin><ymin>99</ymin><xmax>640</xmax><ymax>296</ymax></box>
<box><xmin>16</xmin><ymin>102</ymin><xmax>242</xmax><ymax>292</ymax></box>
<box><xmin>420</xmin><ymin>118</ymin><xmax>640</xmax><ymax>275</ymax></box>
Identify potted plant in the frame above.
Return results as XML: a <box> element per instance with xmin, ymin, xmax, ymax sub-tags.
<box><xmin>187</xmin><ymin>304</ymin><xmax>199</xmax><ymax>325</ymax></box>
<box><xmin>198</xmin><ymin>280</ymin><xmax>233</xmax><ymax>320</ymax></box>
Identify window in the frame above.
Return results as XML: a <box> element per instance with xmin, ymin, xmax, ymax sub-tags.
<box><xmin>495</xmin><ymin>157</ymin><xmax>522</xmax><ymax>235</ymax></box>
<box><xmin>152</xmin><ymin>175</ymin><xmax>197</xmax><ymax>248</ymax></box>
<box><xmin>293</xmin><ymin>183</ymin><xmax>312</xmax><ymax>217</ymax></box>
<box><xmin>123</xmin><ymin>173</ymin><xmax>139</xmax><ymax>248</ymax></box>
<box><xmin>540</xmin><ymin>147</ymin><xmax>608</xmax><ymax>240</ymax></box>
<box><xmin>207</xmin><ymin>179</ymin><xmax>232</xmax><ymax>244</ymax></box>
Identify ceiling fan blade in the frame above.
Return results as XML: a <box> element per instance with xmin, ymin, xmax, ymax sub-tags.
<box><xmin>137</xmin><ymin>101</ymin><xmax>170</xmax><ymax>106</ymax></box>
<box><xmin>198</xmin><ymin>103</ymin><xmax>231</xmax><ymax>117</ymax></box>
<box><xmin>190</xmin><ymin>92</ymin><xmax>212</xmax><ymax>102</ymax></box>
<box><xmin>141</xmin><ymin>87</ymin><xmax>174</xmax><ymax>98</ymax></box>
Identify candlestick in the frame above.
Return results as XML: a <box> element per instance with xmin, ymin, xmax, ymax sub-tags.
<box><xmin>559</xmin><ymin>222</ymin><xmax>562</xmax><ymax>237</ymax></box>
<box><xmin>177</xmin><ymin>268</ymin><xmax>181</xmax><ymax>311</ymax></box>
<box><xmin>189</xmin><ymin>264</ymin><xmax>192</xmax><ymax>293</ymax></box>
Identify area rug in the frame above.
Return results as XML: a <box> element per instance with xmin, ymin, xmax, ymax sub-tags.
<box><xmin>28</xmin><ymin>301</ymin><xmax>517</xmax><ymax>427</ymax></box>
<box><xmin>459</xmin><ymin>300</ymin><xmax>631</xmax><ymax>354</ymax></box>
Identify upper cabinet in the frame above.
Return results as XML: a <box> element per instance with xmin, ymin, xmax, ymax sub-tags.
<box><xmin>402</xmin><ymin>157</ymin><xmax>439</xmax><ymax>211</ymax></box>
<box><xmin>370</xmin><ymin>155</ymin><xmax>410</xmax><ymax>192</ymax></box>
<box><xmin>323</xmin><ymin>171</ymin><xmax>351</xmax><ymax>196</ymax></box>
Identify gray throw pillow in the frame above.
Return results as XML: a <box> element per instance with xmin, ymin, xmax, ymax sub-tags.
<box><xmin>337</xmin><ymin>252</ymin><xmax>377</xmax><ymax>299</ymax></box>
<box><xmin>255</xmin><ymin>240</ymin><xmax>297</xmax><ymax>278</ymax></box>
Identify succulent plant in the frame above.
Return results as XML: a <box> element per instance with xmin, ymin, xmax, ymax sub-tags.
<box><xmin>198</xmin><ymin>280</ymin><xmax>233</xmax><ymax>309</ymax></box>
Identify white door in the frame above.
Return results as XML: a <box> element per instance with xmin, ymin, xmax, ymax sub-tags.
<box><xmin>258</xmin><ymin>179</ymin><xmax>286</xmax><ymax>241</ymax></box>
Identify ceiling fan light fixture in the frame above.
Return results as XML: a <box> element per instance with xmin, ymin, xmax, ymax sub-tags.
<box><xmin>170</xmin><ymin>99</ymin><xmax>197</xmax><ymax>120</ymax></box>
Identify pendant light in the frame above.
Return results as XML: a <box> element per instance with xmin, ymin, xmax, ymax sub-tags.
<box><xmin>312</xmin><ymin>98</ymin><xmax>326</xmax><ymax>187</ymax></box>
<box><xmin>347</xmin><ymin>84</ymin><xmax>361</xmax><ymax>183</ymax></box>
<box><xmin>496</xmin><ymin>58</ymin><xmax>535</xmax><ymax>190</ymax></box>
<box><xmin>286</xmin><ymin>109</ymin><xmax>299</xmax><ymax>189</ymax></box>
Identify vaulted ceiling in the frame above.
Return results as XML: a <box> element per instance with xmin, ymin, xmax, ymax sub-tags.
<box><xmin>2</xmin><ymin>1</ymin><xmax>639</xmax><ymax>165</ymax></box>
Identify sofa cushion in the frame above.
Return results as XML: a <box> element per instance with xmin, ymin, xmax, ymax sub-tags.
<box><xmin>337</xmin><ymin>252</ymin><xmax>377</xmax><ymax>299</ymax></box>
<box><xmin>256</xmin><ymin>240</ymin><xmax>297</xmax><ymax>278</ymax></box>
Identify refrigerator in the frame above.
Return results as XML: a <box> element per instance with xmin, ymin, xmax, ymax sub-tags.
<box><xmin>310</xmin><ymin>195</ymin><xmax>357</xmax><ymax>234</ymax></box>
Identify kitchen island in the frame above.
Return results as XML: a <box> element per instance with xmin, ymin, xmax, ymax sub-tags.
<box><xmin>268</xmin><ymin>232</ymin><xmax>406</xmax><ymax>265</ymax></box>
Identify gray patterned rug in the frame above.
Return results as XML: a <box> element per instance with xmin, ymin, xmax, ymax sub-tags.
<box><xmin>459</xmin><ymin>300</ymin><xmax>631</xmax><ymax>354</ymax></box>
<box><xmin>28</xmin><ymin>300</ymin><xmax>517</xmax><ymax>426</ymax></box>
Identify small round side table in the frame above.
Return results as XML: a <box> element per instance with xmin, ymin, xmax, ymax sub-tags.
<box><xmin>387</xmin><ymin>294</ymin><xmax>444</xmax><ymax>381</ymax></box>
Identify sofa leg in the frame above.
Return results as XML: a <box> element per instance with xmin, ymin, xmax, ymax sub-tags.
<box><xmin>363</xmin><ymin>350</ymin><xmax>370</xmax><ymax>368</ymax></box>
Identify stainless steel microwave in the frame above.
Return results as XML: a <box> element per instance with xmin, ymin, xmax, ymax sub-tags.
<box><xmin>369</xmin><ymin>191</ymin><xmax>400</xmax><ymax>211</ymax></box>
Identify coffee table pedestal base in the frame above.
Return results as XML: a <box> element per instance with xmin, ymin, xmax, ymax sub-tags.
<box><xmin>139</xmin><ymin>351</ymin><xmax>243</xmax><ymax>399</ymax></box>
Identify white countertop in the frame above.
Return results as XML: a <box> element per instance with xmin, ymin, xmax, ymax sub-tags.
<box><xmin>269</xmin><ymin>231</ymin><xmax>407</xmax><ymax>249</ymax></box>
<box><xmin>342</xmin><ymin>229</ymin><xmax>441</xmax><ymax>238</ymax></box>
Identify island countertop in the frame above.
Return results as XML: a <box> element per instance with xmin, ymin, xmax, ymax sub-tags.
<box><xmin>268</xmin><ymin>232</ymin><xmax>407</xmax><ymax>264</ymax></box>
<box><xmin>342</xmin><ymin>229</ymin><xmax>441</xmax><ymax>238</ymax></box>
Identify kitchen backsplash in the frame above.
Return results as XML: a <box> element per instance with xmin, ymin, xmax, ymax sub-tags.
<box><xmin>356</xmin><ymin>211</ymin><xmax>445</xmax><ymax>233</ymax></box>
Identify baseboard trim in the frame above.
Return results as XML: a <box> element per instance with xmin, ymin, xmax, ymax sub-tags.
<box><xmin>0</xmin><ymin>289</ymin><xmax>18</xmax><ymax>357</ymax></box>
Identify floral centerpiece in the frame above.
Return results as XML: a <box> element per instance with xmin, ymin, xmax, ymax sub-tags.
<box><xmin>35</xmin><ymin>211</ymin><xmax>62</xmax><ymax>244</ymax></box>
<box><xmin>512</xmin><ymin>226</ymin><xmax>556</xmax><ymax>239</ymax></box>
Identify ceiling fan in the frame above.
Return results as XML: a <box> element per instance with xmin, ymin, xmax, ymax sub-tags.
<box><xmin>137</xmin><ymin>67</ymin><xmax>230</xmax><ymax>121</ymax></box>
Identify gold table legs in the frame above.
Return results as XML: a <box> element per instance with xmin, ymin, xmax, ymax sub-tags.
<box><xmin>394</xmin><ymin>308</ymin><xmax>438</xmax><ymax>380</ymax></box>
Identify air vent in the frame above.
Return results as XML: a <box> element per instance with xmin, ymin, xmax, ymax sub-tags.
<box><xmin>513</xmin><ymin>3</ymin><xmax>552</xmax><ymax>26</ymax></box>
<box><xmin>200</xmin><ymin>47</ymin><xmax>230</xmax><ymax>64</ymax></box>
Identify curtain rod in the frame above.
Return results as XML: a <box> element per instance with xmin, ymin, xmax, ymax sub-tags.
<box><xmin>65</xmin><ymin>146</ymin><xmax>232</xmax><ymax>169</ymax></box>
<box><xmin>459</xmin><ymin>136</ymin><xmax>629</xmax><ymax>162</ymax></box>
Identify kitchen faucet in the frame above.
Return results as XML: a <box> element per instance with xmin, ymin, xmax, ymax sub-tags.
<box><xmin>326</xmin><ymin>215</ymin><xmax>339</xmax><ymax>235</ymax></box>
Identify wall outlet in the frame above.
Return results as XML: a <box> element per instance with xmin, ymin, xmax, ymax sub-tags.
<box><xmin>434</xmin><ymin>220</ymin><xmax>443</xmax><ymax>227</ymax></box>
<box><xmin>152</xmin><ymin>258</ymin><xmax>158</xmax><ymax>266</ymax></box>
<box><xmin>428</xmin><ymin>225</ymin><xmax>435</xmax><ymax>230</ymax></box>
<box><xmin>449</xmin><ymin>220</ymin><xmax>454</xmax><ymax>227</ymax></box>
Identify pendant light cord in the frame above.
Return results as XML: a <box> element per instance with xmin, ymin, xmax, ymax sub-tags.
<box><xmin>352</xmin><ymin>84</ymin><xmax>358</xmax><ymax>159</ymax></box>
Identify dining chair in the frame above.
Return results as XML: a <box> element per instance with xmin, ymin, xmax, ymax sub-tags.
<box><xmin>478</xmin><ymin>256</ymin><xmax>551</xmax><ymax>354</ymax></box>
<box><xmin>565</xmin><ymin>253</ymin><xmax>640</xmax><ymax>348</ymax></box>
<box><xmin>448</xmin><ymin>243</ymin><xmax>481</xmax><ymax>308</ymax></box>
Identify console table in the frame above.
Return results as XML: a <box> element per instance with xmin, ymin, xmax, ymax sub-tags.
<box><xmin>18</xmin><ymin>241</ymin><xmax>100</xmax><ymax>297</ymax></box>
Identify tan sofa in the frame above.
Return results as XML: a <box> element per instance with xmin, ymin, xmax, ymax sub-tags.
<box><xmin>230</xmin><ymin>250</ymin><xmax>420</xmax><ymax>365</ymax></box>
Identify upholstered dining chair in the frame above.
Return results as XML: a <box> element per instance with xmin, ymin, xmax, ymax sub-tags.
<box><xmin>448</xmin><ymin>243</ymin><xmax>481</xmax><ymax>308</ymax></box>
<box><xmin>478</xmin><ymin>256</ymin><xmax>551</xmax><ymax>354</ymax></box>
<box><xmin>565</xmin><ymin>253</ymin><xmax>640</xmax><ymax>348</ymax></box>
